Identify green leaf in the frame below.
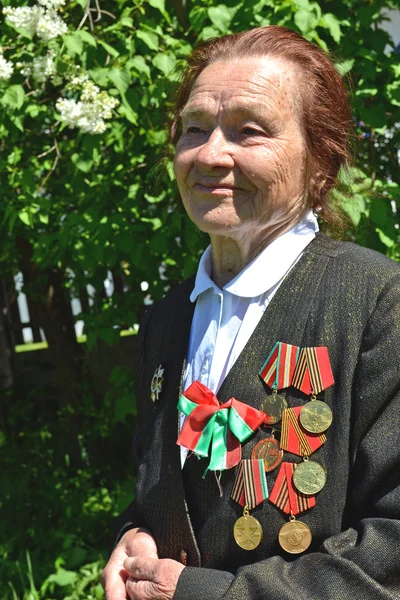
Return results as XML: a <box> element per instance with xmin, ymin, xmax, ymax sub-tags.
<box><xmin>376</xmin><ymin>228</ymin><xmax>395</xmax><ymax>248</ymax></box>
<box><xmin>46</xmin><ymin>569</ymin><xmax>78</xmax><ymax>587</ymax></box>
<box><xmin>127</xmin><ymin>56</ymin><xmax>151</xmax><ymax>78</ymax></box>
<box><xmin>387</xmin><ymin>82</ymin><xmax>400</xmax><ymax>107</ymax></box>
<box><xmin>98</xmin><ymin>40</ymin><xmax>120</xmax><ymax>58</ymax></box>
<box><xmin>294</xmin><ymin>10</ymin><xmax>317</xmax><ymax>33</ymax></box>
<box><xmin>148</xmin><ymin>0</ymin><xmax>165</xmax><ymax>12</ymax></box>
<box><xmin>76</xmin><ymin>30</ymin><xmax>97</xmax><ymax>47</ymax></box>
<box><xmin>71</xmin><ymin>153</ymin><xmax>94</xmax><ymax>173</ymax></box>
<box><xmin>62</xmin><ymin>32</ymin><xmax>83</xmax><ymax>56</ymax></box>
<box><xmin>335</xmin><ymin>59</ymin><xmax>354</xmax><ymax>76</ymax></box>
<box><xmin>141</xmin><ymin>217</ymin><xmax>162</xmax><ymax>230</ymax></box>
<box><xmin>18</xmin><ymin>210</ymin><xmax>34</xmax><ymax>227</ymax></box>
<box><xmin>341</xmin><ymin>195</ymin><xmax>366</xmax><ymax>226</ymax></box>
<box><xmin>356</xmin><ymin>87</ymin><xmax>378</xmax><ymax>97</ymax></box>
<box><xmin>108</xmin><ymin>69</ymin><xmax>131</xmax><ymax>96</ymax></box>
<box><xmin>208</xmin><ymin>5</ymin><xmax>233</xmax><ymax>34</ymax></box>
<box><xmin>189</xmin><ymin>6</ymin><xmax>208</xmax><ymax>33</ymax></box>
<box><xmin>198</xmin><ymin>26</ymin><xmax>220</xmax><ymax>41</ymax></box>
<box><xmin>1</xmin><ymin>85</ymin><xmax>25</xmax><ymax>110</ymax></box>
<box><xmin>152</xmin><ymin>53</ymin><xmax>176</xmax><ymax>76</ymax></box>
<box><xmin>76</xmin><ymin>0</ymin><xmax>88</xmax><ymax>7</ymax></box>
<box><xmin>320</xmin><ymin>13</ymin><xmax>342</xmax><ymax>43</ymax></box>
<box><xmin>136</xmin><ymin>30</ymin><xmax>159</xmax><ymax>51</ymax></box>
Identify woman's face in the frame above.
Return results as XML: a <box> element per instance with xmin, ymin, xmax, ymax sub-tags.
<box><xmin>173</xmin><ymin>57</ymin><xmax>310</xmax><ymax>242</ymax></box>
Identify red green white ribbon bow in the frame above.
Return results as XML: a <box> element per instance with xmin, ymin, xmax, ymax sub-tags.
<box><xmin>177</xmin><ymin>380</ymin><xmax>265</xmax><ymax>473</ymax></box>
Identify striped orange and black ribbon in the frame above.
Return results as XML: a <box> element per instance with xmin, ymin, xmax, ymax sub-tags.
<box><xmin>291</xmin><ymin>347</ymin><xmax>334</xmax><ymax>395</ymax></box>
<box><xmin>280</xmin><ymin>406</ymin><xmax>326</xmax><ymax>456</ymax></box>
<box><xmin>231</xmin><ymin>459</ymin><xmax>268</xmax><ymax>509</ymax></box>
<box><xmin>269</xmin><ymin>462</ymin><xmax>316</xmax><ymax>515</ymax></box>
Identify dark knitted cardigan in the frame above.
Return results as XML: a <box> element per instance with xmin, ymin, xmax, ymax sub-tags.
<box><xmin>117</xmin><ymin>233</ymin><xmax>400</xmax><ymax>600</ymax></box>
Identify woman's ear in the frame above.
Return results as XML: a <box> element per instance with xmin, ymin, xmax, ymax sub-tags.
<box><xmin>308</xmin><ymin>170</ymin><xmax>327</xmax><ymax>204</ymax></box>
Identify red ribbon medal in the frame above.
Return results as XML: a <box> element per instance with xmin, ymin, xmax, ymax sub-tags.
<box><xmin>269</xmin><ymin>462</ymin><xmax>316</xmax><ymax>515</ymax></box>
<box><xmin>231</xmin><ymin>459</ymin><xmax>269</xmax><ymax>509</ymax></box>
<box><xmin>280</xmin><ymin>406</ymin><xmax>326</xmax><ymax>456</ymax></box>
<box><xmin>291</xmin><ymin>347</ymin><xmax>334</xmax><ymax>395</ymax></box>
<box><xmin>259</xmin><ymin>342</ymin><xmax>300</xmax><ymax>389</ymax></box>
<box><xmin>291</xmin><ymin>347</ymin><xmax>334</xmax><ymax>435</ymax></box>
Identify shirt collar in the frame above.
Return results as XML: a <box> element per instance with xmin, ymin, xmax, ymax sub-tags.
<box><xmin>190</xmin><ymin>210</ymin><xmax>319</xmax><ymax>302</ymax></box>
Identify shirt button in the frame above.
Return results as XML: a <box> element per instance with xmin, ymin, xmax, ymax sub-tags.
<box><xmin>179</xmin><ymin>550</ymin><xmax>187</xmax><ymax>565</ymax></box>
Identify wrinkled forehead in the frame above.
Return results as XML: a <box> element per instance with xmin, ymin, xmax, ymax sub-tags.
<box><xmin>183</xmin><ymin>57</ymin><xmax>302</xmax><ymax>121</ymax></box>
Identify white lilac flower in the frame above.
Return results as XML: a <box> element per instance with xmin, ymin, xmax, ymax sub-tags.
<box><xmin>4</xmin><ymin>5</ymin><xmax>67</xmax><ymax>41</ymax></box>
<box><xmin>36</xmin><ymin>10</ymin><xmax>67</xmax><ymax>42</ymax></box>
<box><xmin>37</xmin><ymin>0</ymin><xmax>66</xmax><ymax>9</ymax></box>
<box><xmin>0</xmin><ymin>48</ymin><xmax>14</xmax><ymax>81</ymax></box>
<box><xmin>70</xmin><ymin>74</ymin><xmax>89</xmax><ymax>86</ymax></box>
<box><xmin>3</xmin><ymin>6</ymin><xmax>41</xmax><ymax>37</ymax></box>
<box><xmin>32</xmin><ymin>51</ymin><xmax>56</xmax><ymax>82</ymax></box>
<box><xmin>56</xmin><ymin>84</ymin><xmax>119</xmax><ymax>135</ymax></box>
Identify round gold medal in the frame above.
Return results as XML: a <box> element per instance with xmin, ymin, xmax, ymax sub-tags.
<box><xmin>278</xmin><ymin>520</ymin><xmax>312</xmax><ymax>554</ymax></box>
<box><xmin>300</xmin><ymin>400</ymin><xmax>333</xmax><ymax>434</ymax></box>
<box><xmin>252</xmin><ymin>438</ymin><xmax>283</xmax><ymax>472</ymax></box>
<box><xmin>233</xmin><ymin>514</ymin><xmax>263</xmax><ymax>551</ymax></box>
<box><xmin>293</xmin><ymin>460</ymin><xmax>326</xmax><ymax>495</ymax></box>
<box><xmin>260</xmin><ymin>392</ymin><xmax>287</xmax><ymax>425</ymax></box>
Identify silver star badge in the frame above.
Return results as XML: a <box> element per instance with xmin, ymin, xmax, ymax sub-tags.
<box><xmin>150</xmin><ymin>365</ymin><xmax>164</xmax><ymax>402</ymax></box>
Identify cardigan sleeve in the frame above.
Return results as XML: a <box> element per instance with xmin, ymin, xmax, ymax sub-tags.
<box><xmin>174</xmin><ymin>274</ymin><xmax>400</xmax><ymax>600</ymax></box>
<box><xmin>114</xmin><ymin>304</ymin><xmax>157</xmax><ymax>547</ymax></box>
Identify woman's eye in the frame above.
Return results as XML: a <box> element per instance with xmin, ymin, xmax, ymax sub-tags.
<box><xmin>186</xmin><ymin>126</ymin><xmax>204</xmax><ymax>134</ymax></box>
<box><xmin>241</xmin><ymin>126</ymin><xmax>262</xmax><ymax>135</ymax></box>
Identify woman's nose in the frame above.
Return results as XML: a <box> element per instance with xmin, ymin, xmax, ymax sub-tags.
<box><xmin>194</xmin><ymin>129</ymin><xmax>234</xmax><ymax>171</ymax></box>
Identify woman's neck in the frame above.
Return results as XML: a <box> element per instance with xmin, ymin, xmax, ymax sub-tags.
<box><xmin>209</xmin><ymin>220</ymin><xmax>298</xmax><ymax>288</ymax></box>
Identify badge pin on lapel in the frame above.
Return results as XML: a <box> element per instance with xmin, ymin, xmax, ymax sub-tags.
<box><xmin>150</xmin><ymin>365</ymin><xmax>165</xmax><ymax>403</ymax></box>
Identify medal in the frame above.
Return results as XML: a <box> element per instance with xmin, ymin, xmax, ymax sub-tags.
<box><xmin>259</xmin><ymin>342</ymin><xmax>300</xmax><ymax>424</ymax></box>
<box><xmin>150</xmin><ymin>365</ymin><xmax>164</xmax><ymax>402</ymax></box>
<box><xmin>259</xmin><ymin>342</ymin><xmax>300</xmax><ymax>390</ymax></box>
<box><xmin>299</xmin><ymin>395</ymin><xmax>333</xmax><ymax>433</ymax></box>
<box><xmin>280</xmin><ymin>406</ymin><xmax>326</xmax><ymax>457</ymax></box>
<box><xmin>292</xmin><ymin>458</ymin><xmax>326</xmax><ymax>495</ymax></box>
<box><xmin>269</xmin><ymin>462</ymin><xmax>316</xmax><ymax>514</ymax></box>
<box><xmin>233</xmin><ymin>506</ymin><xmax>263</xmax><ymax>551</ymax></box>
<box><xmin>278</xmin><ymin>517</ymin><xmax>312</xmax><ymax>554</ymax></box>
<box><xmin>292</xmin><ymin>347</ymin><xmax>334</xmax><ymax>434</ymax></box>
<box><xmin>231</xmin><ymin>459</ymin><xmax>268</xmax><ymax>550</ymax></box>
<box><xmin>269</xmin><ymin>462</ymin><xmax>315</xmax><ymax>554</ymax></box>
<box><xmin>260</xmin><ymin>390</ymin><xmax>287</xmax><ymax>424</ymax></box>
<box><xmin>252</xmin><ymin>435</ymin><xmax>283</xmax><ymax>472</ymax></box>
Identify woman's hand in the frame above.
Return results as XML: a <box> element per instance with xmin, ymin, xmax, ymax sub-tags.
<box><xmin>124</xmin><ymin>556</ymin><xmax>185</xmax><ymax>600</ymax></box>
<box><xmin>101</xmin><ymin>528</ymin><xmax>158</xmax><ymax>599</ymax></box>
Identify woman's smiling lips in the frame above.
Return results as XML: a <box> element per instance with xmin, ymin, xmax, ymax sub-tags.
<box><xmin>192</xmin><ymin>182</ymin><xmax>244</xmax><ymax>194</ymax></box>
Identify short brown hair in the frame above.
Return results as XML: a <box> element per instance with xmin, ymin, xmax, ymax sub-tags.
<box><xmin>170</xmin><ymin>26</ymin><xmax>353</xmax><ymax>224</ymax></box>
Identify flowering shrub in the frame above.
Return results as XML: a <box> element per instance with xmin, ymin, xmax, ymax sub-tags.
<box><xmin>4</xmin><ymin>2</ymin><xmax>68</xmax><ymax>41</ymax></box>
<box><xmin>0</xmin><ymin>45</ymin><xmax>14</xmax><ymax>79</ymax></box>
<box><xmin>56</xmin><ymin>80</ymin><xmax>119</xmax><ymax>134</ymax></box>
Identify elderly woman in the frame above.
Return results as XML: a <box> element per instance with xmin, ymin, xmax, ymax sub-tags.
<box><xmin>102</xmin><ymin>26</ymin><xmax>400</xmax><ymax>600</ymax></box>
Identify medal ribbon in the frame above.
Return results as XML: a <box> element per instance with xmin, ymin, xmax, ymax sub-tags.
<box><xmin>280</xmin><ymin>406</ymin><xmax>326</xmax><ymax>456</ymax></box>
<box><xmin>177</xmin><ymin>381</ymin><xmax>265</xmax><ymax>472</ymax></box>
<box><xmin>269</xmin><ymin>462</ymin><xmax>316</xmax><ymax>515</ymax></box>
<box><xmin>291</xmin><ymin>347</ymin><xmax>334</xmax><ymax>395</ymax></box>
<box><xmin>231</xmin><ymin>459</ymin><xmax>268</xmax><ymax>509</ymax></box>
<box><xmin>259</xmin><ymin>342</ymin><xmax>300</xmax><ymax>390</ymax></box>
